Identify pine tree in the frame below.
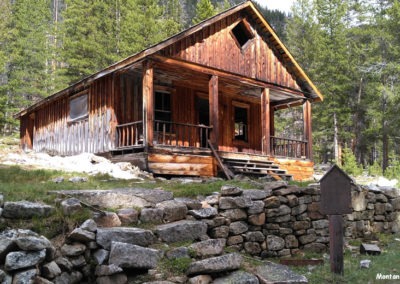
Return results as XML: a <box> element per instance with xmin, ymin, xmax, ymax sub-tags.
<box><xmin>59</xmin><ymin>0</ymin><xmax>118</xmax><ymax>84</ymax></box>
<box><xmin>5</xmin><ymin>0</ymin><xmax>53</xmax><ymax>132</ymax></box>
<box><xmin>192</xmin><ymin>0</ymin><xmax>216</xmax><ymax>25</ymax></box>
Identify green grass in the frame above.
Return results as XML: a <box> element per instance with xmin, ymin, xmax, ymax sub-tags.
<box><xmin>290</xmin><ymin>234</ymin><xmax>400</xmax><ymax>283</ymax></box>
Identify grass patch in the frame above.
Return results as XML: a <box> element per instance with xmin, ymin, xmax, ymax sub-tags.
<box><xmin>290</xmin><ymin>234</ymin><xmax>400</xmax><ymax>283</ymax></box>
<box><xmin>159</xmin><ymin>257</ymin><xmax>192</xmax><ymax>276</ymax></box>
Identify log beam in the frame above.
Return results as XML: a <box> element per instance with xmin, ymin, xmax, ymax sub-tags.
<box><xmin>303</xmin><ymin>100</ymin><xmax>312</xmax><ymax>159</ymax></box>
<box><xmin>261</xmin><ymin>88</ymin><xmax>271</xmax><ymax>155</ymax></box>
<box><xmin>143</xmin><ymin>60</ymin><xmax>154</xmax><ymax>148</ymax></box>
<box><xmin>209</xmin><ymin>75</ymin><xmax>219</xmax><ymax>148</ymax></box>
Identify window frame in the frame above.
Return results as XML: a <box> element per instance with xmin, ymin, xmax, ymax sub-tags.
<box><xmin>230</xmin><ymin>19</ymin><xmax>255</xmax><ymax>50</ymax></box>
<box><xmin>68</xmin><ymin>91</ymin><xmax>89</xmax><ymax>123</ymax></box>
<box><xmin>233</xmin><ymin>101</ymin><xmax>250</xmax><ymax>143</ymax></box>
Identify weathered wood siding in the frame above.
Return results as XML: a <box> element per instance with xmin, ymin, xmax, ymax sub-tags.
<box><xmin>160</xmin><ymin>12</ymin><xmax>300</xmax><ymax>91</ymax></box>
<box><xmin>23</xmin><ymin>74</ymin><xmax>116</xmax><ymax>155</ymax></box>
<box><xmin>272</xmin><ymin>158</ymin><xmax>314</xmax><ymax>181</ymax></box>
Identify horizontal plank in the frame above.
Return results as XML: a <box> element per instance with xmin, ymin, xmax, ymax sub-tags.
<box><xmin>150</xmin><ymin>169</ymin><xmax>215</xmax><ymax>176</ymax></box>
<box><xmin>148</xmin><ymin>154</ymin><xmax>214</xmax><ymax>164</ymax></box>
<box><xmin>148</xmin><ymin>162</ymin><xmax>213</xmax><ymax>171</ymax></box>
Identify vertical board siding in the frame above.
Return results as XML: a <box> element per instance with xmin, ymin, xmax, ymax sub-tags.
<box><xmin>26</xmin><ymin>74</ymin><xmax>116</xmax><ymax>156</ymax></box>
<box><xmin>161</xmin><ymin>12</ymin><xmax>300</xmax><ymax>92</ymax></box>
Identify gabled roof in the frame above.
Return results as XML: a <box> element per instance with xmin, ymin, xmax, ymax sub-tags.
<box><xmin>16</xmin><ymin>0</ymin><xmax>322</xmax><ymax>118</ymax></box>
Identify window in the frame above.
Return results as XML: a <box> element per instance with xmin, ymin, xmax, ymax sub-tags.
<box><xmin>154</xmin><ymin>91</ymin><xmax>171</xmax><ymax>131</ymax></box>
<box><xmin>234</xmin><ymin>103</ymin><xmax>249</xmax><ymax>142</ymax></box>
<box><xmin>69</xmin><ymin>94</ymin><xmax>88</xmax><ymax>122</ymax></box>
<box><xmin>231</xmin><ymin>20</ymin><xmax>254</xmax><ymax>49</ymax></box>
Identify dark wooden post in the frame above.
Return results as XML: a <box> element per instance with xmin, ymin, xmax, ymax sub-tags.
<box><xmin>261</xmin><ymin>88</ymin><xmax>271</xmax><ymax>155</ymax></box>
<box><xmin>320</xmin><ymin>165</ymin><xmax>352</xmax><ymax>276</ymax></box>
<box><xmin>303</xmin><ymin>100</ymin><xmax>312</xmax><ymax>159</ymax></box>
<box><xmin>209</xmin><ymin>75</ymin><xmax>219</xmax><ymax>148</ymax></box>
<box><xmin>143</xmin><ymin>60</ymin><xmax>154</xmax><ymax>148</ymax></box>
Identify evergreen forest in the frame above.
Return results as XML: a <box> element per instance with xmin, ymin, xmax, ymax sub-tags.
<box><xmin>1</xmin><ymin>0</ymin><xmax>400</xmax><ymax>175</ymax></box>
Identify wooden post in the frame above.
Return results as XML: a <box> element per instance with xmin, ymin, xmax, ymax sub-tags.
<box><xmin>209</xmin><ymin>75</ymin><xmax>219</xmax><ymax>148</ymax></box>
<box><xmin>303</xmin><ymin>100</ymin><xmax>312</xmax><ymax>159</ymax></box>
<box><xmin>320</xmin><ymin>165</ymin><xmax>352</xmax><ymax>276</ymax></box>
<box><xmin>329</xmin><ymin>215</ymin><xmax>344</xmax><ymax>275</ymax></box>
<box><xmin>143</xmin><ymin>60</ymin><xmax>154</xmax><ymax>149</ymax></box>
<box><xmin>261</xmin><ymin>88</ymin><xmax>271</xmax><ymax>155</ymax></box>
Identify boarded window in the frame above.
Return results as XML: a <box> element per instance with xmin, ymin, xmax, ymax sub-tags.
<box><xmin>69</xmin><ymin>94</ymin><xmax>88</xmax><ymax>121</ymax></box>
<box><xmin>231</xmin><ymin>20</ymin><xmax>254</xmax><ymax>49</ymax></box>
<box><xmin>234</xmin><ymin>103</ymin><xmax>249</xmax><ymax>142</ymax></box>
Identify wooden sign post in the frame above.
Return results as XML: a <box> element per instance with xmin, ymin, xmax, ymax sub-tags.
<box><xmin>320</xmin><ymin>165</ymin><xmax>353</xmax><ymax>275</ymax></box>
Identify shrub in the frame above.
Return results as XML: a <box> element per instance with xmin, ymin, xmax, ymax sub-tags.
<box><xmin>368</xmin><ymin>161</ymin><xmax>382</xmax><ymax>177</ymax></box>
<box><xmin>341</xmin><ymin>147</ymin><xmax>363</xmax><ymax>177</ymax></box>
<box><xmin>384</xmin><ymin>160</ymin><xmax>400</xmax><ymax>180</ymax></box>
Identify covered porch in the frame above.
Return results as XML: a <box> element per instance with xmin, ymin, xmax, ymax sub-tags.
<box><xmin>110</xmin><ymin>57</ymin><xmax>314</xmax><ymax>180</ymax></box>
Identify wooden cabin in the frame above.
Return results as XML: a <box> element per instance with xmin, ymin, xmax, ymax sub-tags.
<box><xmin>16</xmin><ymin>1</ymin><xmax>323</xmax><ymax>181</ymax></box>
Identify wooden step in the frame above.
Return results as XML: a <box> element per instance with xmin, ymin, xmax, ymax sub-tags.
<box><xmin>229</xmin><ymin>165</ymin><xmax>283</xmax><ymax>172</ymax></box>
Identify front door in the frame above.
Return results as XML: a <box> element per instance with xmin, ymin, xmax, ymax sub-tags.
<box><xmin>197</xmin><ymin>97</ymin><xmax>209</xmax><ymax>147</ymax></box>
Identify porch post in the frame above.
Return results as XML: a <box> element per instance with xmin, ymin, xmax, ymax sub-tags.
<box><xmin>261</xmin><ymin>88</ymin><xmax>271</xmax><ymax>155</ymax></box>
<box><xmin>303</xmin><ymin>100</ymin><xmax>313</xmax><ymax>159</ymax></box>
<box><xmin>143</xmin><ymin>60</ymin><xmax>154</xmax><ymax>148</ymax></box>
<box><xmin>209</xmin><ymin>75</ymin><xmax>219</xmax><ymax>148</ymax></box>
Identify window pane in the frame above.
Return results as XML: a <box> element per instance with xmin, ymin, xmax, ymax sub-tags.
<box><xmin>234</xmin><ymin>106</ymin><xmax>248</xmax><ymax>141</ymax></box>
<box><xmin>70</xmin><ymin>94</ymin><xmax>88</xmax><ymax>121</ymax></box>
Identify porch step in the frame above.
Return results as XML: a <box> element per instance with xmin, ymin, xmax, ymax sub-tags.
<box><xmin>222</xmin><ymin>158</ymin><xmax>292</xmax><ymax>181</ymax></box>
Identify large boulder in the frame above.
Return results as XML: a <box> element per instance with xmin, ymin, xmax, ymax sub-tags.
<box><xmin>15</xmin><ymin>235</ymin><xmax>52</xmax><ymax>251</ymax></box>
<box><xmin>186</xmin><ymin>253</ymin><xmax>242</xmax><ymax>276</ymax></box>
<box><xmin>5</xmin><ymin>249</ymin><xmax>46</xmax><ymax>271</ymax></box>
<box><xmin>242</xmin><ymin>190</ymin><xmax>272</xmax><ymax>200</ymax></box>
<box><xmin>189</xmin><ymin>239</ymin><xmax>226</xmax><ymax>257</ymax></box>
<box><xmin>219</xmin><ymin>197</ymin><xmax>252</xmax><ymax>209</ymax></box>
<box><xmin>255</xmin><ymin>261</ymin><xmax>308</xmax><ymax>283</ymax></box>
<box><xmin>213</xmin><ymin>270</ymin><xmax>259</xmax><ymax>284</ymax></box>
<box><xmin>156</xmin><ymin>200</ymin><xmax>188</xmax><ymax>223</ymax></box>
<box><xmin>96</xmin><ymin>227</ymin><xmax>155</xmax><ymax>250</ymax></box>
<box><xmin>109</xmin><ymin>242</ymin><xmax>162</xmax><ymax>269</ymax></box>
<box><xmin>2</xmin><ymin>201</ymin><xmax>54</xmax><ymax>219</ymax></box>
<box><xmin>155</xmin><ymin>220</ymin><xmax>207</xmax><ymax>243</ymax></box>
<box><xmin>188</xmin><ymin>207</ymin><xmax>218</xmax><ymax>219</ymax></box>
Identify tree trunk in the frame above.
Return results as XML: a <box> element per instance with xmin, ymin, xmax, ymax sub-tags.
<box><xmin>334</xmin><ymin>112</ymin><xmax>340</xmax><ymax>164</ymax></box>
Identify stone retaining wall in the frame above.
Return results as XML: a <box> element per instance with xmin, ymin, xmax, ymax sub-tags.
<box><xmin>0</xmin><ymin>182</ymin><xmax>399</xmax><ymax>283</ymax></box>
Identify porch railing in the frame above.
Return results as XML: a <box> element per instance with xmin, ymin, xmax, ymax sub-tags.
<box><xmin>154</xmin><ymin>120</ymin><xmax>212</xmax><ymax>148</ymax></box>
<box><xmin>271</xmin><ymin>136</ymin><xmax>308</xmax><ymax>159</ymax></box>
<box><xmin>116</xmin><ymin>121</ymin><xmax>143</xmax><ymax>148</ymax></box>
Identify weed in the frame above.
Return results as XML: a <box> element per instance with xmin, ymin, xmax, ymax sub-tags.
<box><xmin>159</xmin><ymin>257</ymin><xmax>192</xmax><ymax>275</ymax></box>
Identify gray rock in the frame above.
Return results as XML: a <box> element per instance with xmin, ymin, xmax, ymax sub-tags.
<box><xmin>12</xmin><ymin>268</ymin><xmax>37</xmax><ymax>284</ymax></box>
<box><xmin>42</xmin><ymin>261</ymin><xmax>62</xmax><ymax>279</ymax></box>
<box><xmin>53</xmin><ymin>188</ymin><xmax>173</xmax><ymax>209</ymax></box>
<box><xmin>155</xmin><ymin>220</ymin><xmax>207</xmax><ymax>243</ymax></box>
<box><xmin>5</xmin><ymin>249</ymin><xmax>46</xmax><ymax>271</ymax></box>
<box><xmin>209</xmin><ymin>226</ymin><xmax>230</xmax><ymax>238</ymax></box>
<box><xmin>220</xmin><ymin>185</ymin><xmax>243</xmax><ymax>196</ymax></box>
<box><xmin>244</xmin><ymin>242</ymin><xmax>262</xmax><ymax>255</ymax></box>
<box><xmin>117</xmin><ymin>208</ymin><xmax>139</xmax><ymax>225</ymax></box>
<box><xmin>68</xmin><ymin>228</ymin><xmax>96</xmax><ymax>242</ymax></box>
<box><xmin>243</xmin><ymin>189</ymin><xmax>271</xmax><ymax>200</ymax></box>
<box><xmin>93</xmin><ymin>212</ymin><xmax>122</xmax><ymax>227</ymax></box>
<box><xmin>0</xmin><ymin>236</ymin><xmax>15</xmax><ymax>262</ymax></box>
<box><xmin>54</xmin><ymin>271</ymin><xmax>83</xmax><ymax>284</ymax></box>
<box><xmin>61</xmin><ymin>198</ymin><xmax>82</xmax><ymax>216</ymax></box>
<box><xmin>266</xmin><ymin>235</ymin><xmax>285</xmax><ymax>251</ymax></box>
<box><xmin>93</xmin><ymin>249</ymin><xmax>110</xmax><ymax>265</ymax></box>
<box><xmin>188</xmin><ymin>207</ymin><xmax>218</xmax><ymax>219</ymax></box>
<box><xmin>70</xmin><ymin>255</ymin><xmax>86</xmax><ymax>268</ymax></box>
<box><xmin>140</xmin><ymin>208</ymin><xmax>164</xmax><ymax>223</ymax></box>
<box><xmin>166</xmin><ymin>247</ymin><xmax>190</xmax><ymax>259</ymax></box>
<box><xmin>220</xmin><ymin>209</ymin><xmax>247</xmax><ymax>221</ymax></box>
<box><xmin>266</xmin><ymin>205</ymin><xmax>291</xmax><ymax>217</ymax></box>
<box><xmin>61</xmin><ymin>243</ymin><xmax>86</xmax><ymax>257</ymax></box>
<box><xmin>174</xmin><ymin>198</ymin><xmax>202</xmax><ymax>210</ymax></box>
<box><xmin>245</xmin><ymin>231</ymin><xmax>265</xmax><ymax>242</ymax></box>
<box><xmin>156</xmin><ymin>200</ymin><xmax>188</xmax><ymax>222</ymax></box>
<box><xmin>96</xmin><ymin>227</ymin><xmax>156</xmax><ymax>249</ymax></box>
<box><xmin>312</xmin><ymin>220</ymin><xmax>329</xmax><ymax>229</ymax></box>
<box><xmin>247</xmin><ymin>201</ymin><xmax>265</xmax><ymax>214</ymax></box>
<box><xmin>0</xmin><ymin>269</ymin><xmax>12</xmax><ymax>284</ymax></box>
<box><xmin>256</xmin><ymin>261</ymin><xmax>308</xmax><ymax>283</ymax></box>
<box><xmin>80</xmin><ymin>219</ymin><xmax>97</xmax><ymax>232</ymax></box>
<box><xmin>69</xmin><ymin>176</ymin><xmax>88</xmax><ymax>183</ymax></box>
<box><xmin>264</xmin><ymin>196</ymin><xmax>280</xmax><ymax>209</ymax></box>
<box><xmin>299</xmin><ymin>234</ymin><xmax>317</xmax><ymax>245</ymax></box>
<box><xmin>274</xmin><ymin>186</ymin><xmax>301</xmax><ymax>196</ymax></box>
<box><xmin>54</xmin><ymin>257</ymin><xmax>73</xmax><ymax>272</ymax></box>
<box><xmin>303</xmin><ymin>243</ymin><xmax>326</xmax><ymax>253</ymax></box>
<box><xmin>52</xmin><ymin>177</ymin><xmax>64</xmax><ymax>183</ymax></box>
<box><xmin>95</xmin><ymin>264</ymin><xmax>123</xmax><ymax>276</ymax></box>
<box><xmin>219</xmin><ymin>197</ymin><xmax>252</xmax><ymax>209</ymax></box>
<box><xmin>189</xmin><ymin>239</ymin><xmax>226</xmax><ymax>257</ymax></box>
<box><xmin>213</xmin><ymin>270</ymin><xmax>259</xmax><ymax>284</ymax></box>
<box><xmin>186</xmin><ymin>253</ymin><xmax>242</xmax><ymax>276</ymax></box>
<box><xmin>248</xmin><ymin>213</ymin><xmax>266</xmax><ymax>226</ymax></box>
<box><xmin>33</xmin><ymin>276</ymin><xmax>53</xmax><ymax>284</ymax></box>
<box><xmin>292</xmin><ymin>204</ymin><xmax>308</xmax><ymax>215</ymax></box>
<box><xmin>229</xmin><ymin>221</ymin><xmax>249</xmax><ymax>235</ymax></box>
<box><xmin>263</xmin><ymin>181</ymin><xmax>287</xmax><ymax>191</ymax></box>
<box><xmin>187</xmin><ymin>275</ymin><xmax>212</xmax><ymax>284</ymax></box>
<box><xmin>227</xmin><ymin>235</ymin><xmax>244</xmax><ymax>246</ymax></box>
<box><xmin>96</xmin><ymin>273</ymin><xmax>128</xmax><ymax>284</ymax></box>
<box><xmin>109</xmin><ymin>241</ymin><xmax>162</xmax><ymax>269</ymax></box>
<box><xmin>285</xmin><ymin>235</ymin><xmax>299</xmax><ymax>248</ymax></box>
<box><xmin>2</xmin><ymin>201</ymin><xmax>53</xmax><ymax>219</ymax></box>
